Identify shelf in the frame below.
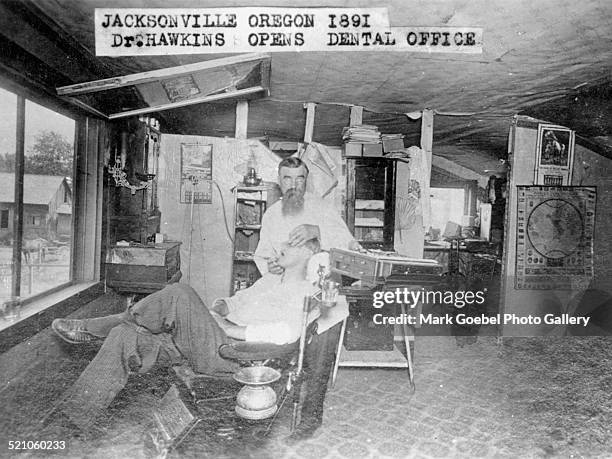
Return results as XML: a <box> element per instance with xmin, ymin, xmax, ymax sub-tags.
<box><xmin>234</xmin><ymin>251</ymin><xmax>255</xmax><ymax>261</ymax></box>
<box><xmin>346</xmin><ymin>158</ymin><xmax>395</xmax><ymax>250</ymax></box>
<box><xmin>236</xmin><ymin>196</ymin><xmax>267</xmax><ymax>202</ymax></box>
<box><xmin>354</xmin><ymin>217</ymin><xmax>384</xmax><ymax>227</ymax></box>
<box><xmin>232</xmin><ymin>184</ymin><xmax>265</xmax><ymax>294</ymax></box>
<box><xmin>338</xmin><ymin>343</ymin><xmax>409</xmax><ymax>368</ymax></box>
<box><xmin>236</xmin><ymin>186</ymin><xmax>268</xmax><ymax>201</ymax></box>
<box><xmin>355</xmin><ymin>199</ymin><xmax>385</xmax><ymax>211</ymax></box>
<box><xmin>235</xmin><ymin>185</ymin><xmax>268</xmax><ymax>191</ymax></box>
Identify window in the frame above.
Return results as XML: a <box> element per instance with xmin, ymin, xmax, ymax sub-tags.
<box><xmin>0</xmin><ymin>210</ymin><xmax>8</xmax><ymax>229</ymax></box>
<box><xmin>0</xmin><ymin>87</ymin><xmax>17</xmax><ymax>302</ymax></box>
<box><xmin>429</xmin><ymin>187</ymin><xmax>465</xmax><ymax>239</ymax></box>
<box><xmin>27</xmin><ymin>215</ymin><xmax>43</xmax><ymax>227</ymax></box>
<box><xmin>0</xmin><ymin>86</ymin><xmax>76</xmax><ymax>300</ymax></box>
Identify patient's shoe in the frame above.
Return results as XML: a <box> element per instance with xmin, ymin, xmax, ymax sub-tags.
<box><xmin>52</xmin><ymin>319</ymin><xmax>102</xmax><ymax>344</ymax></box>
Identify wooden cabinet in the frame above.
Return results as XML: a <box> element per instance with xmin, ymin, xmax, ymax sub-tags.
<box><xmin>107</xmin><ymin>118</ymin><xmax>161</xmax><ymax>245</ymax></box>
<box><xmin>345</xmin><ymin>158</ymin><xmax>396</xmax><ymax>250</ymax></box>
<box><xmin>105</xmin><ymin>242</ymin><xmax>181</xmax><ymax>294</ymax></box>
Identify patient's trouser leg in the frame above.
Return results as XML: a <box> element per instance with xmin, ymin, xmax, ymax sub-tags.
<box><xmin>59</xmin><ymin>284</ymin><xmax>235</xmax><ymax>427</ymax></box>
<box><xmin>60</xmin><ymin>323</ymin><xmax>172</xmax><ymax>428</ymax></box>
<box><xmin>128</xmin><ymin>284</ymin><xmax>236</xmax><ymax>375</ymax></box>
<box><xmin>300</xmin><ymin>322</ymin><xmax>342</xmax><ymax>427</ymax></box>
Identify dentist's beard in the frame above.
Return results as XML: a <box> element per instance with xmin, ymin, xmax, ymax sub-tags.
<box><xmin>281</xmin><ymin>188</ymin><xmax>305</xmax><ymax>216</ymax></box>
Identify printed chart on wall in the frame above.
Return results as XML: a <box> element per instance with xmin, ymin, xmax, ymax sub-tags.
<box><xmin>516</xmin><ymin>186</ymin><xmax>596</xmax><ymax>290</ymax></box>
<box><xmin>180</xmin><ymin>143</ymin><xmax>213</xmax><ymax>204</ymax></box>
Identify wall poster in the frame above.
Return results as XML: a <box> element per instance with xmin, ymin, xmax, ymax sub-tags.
<box><xmin>534</xmin><ymin>124</ymin><xmax>575</xmax><ymax>186</ymax></box>
<box><xmin>180</xmin><ymin>143</ymin><xmax>213</xmax><ymax>204</ymax></box>
<box><xmin>515</xmin><ymin>186</ymin><xmax>596</xmax><ymax>290</ymax></box>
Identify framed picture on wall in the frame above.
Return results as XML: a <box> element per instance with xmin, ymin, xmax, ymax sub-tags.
<box><xmin>180</xmin><ymin>143</ymin><xmax>213</xmax><ymax>204</ymax></box>
<box><xmin>534</xmin><ymin>124</ymin><xmax>575</xmax><ymax>186</ymax></box>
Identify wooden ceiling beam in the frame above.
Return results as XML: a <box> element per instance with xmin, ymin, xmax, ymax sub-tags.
<box><xmin>303</xmin><ymin>103</ymin><xmax>316</xmax><ymax>143</ymax></box>
<box><xmin>0</xmin><ymin>1</ymin><xmax>112</xmax><ymax>84</ymax></box>
<box><xmin>235</xmin><ymin>100</ymin><xmax>249</xmax><ymax>139</ymax></box>
<box><xmin>0</xmin><ymin>35</ymin><xmax>96</xmax><ymax>119</ymax></box>
<box><xmin>432</xmin><ymin>156</ymin><xmax>488</xmax><ymax>188</ymax></box>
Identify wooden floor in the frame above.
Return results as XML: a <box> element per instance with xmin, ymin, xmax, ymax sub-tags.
<box><xmin>1</xmin><ymin>295</ymin><xmax>612</xmax><ymax>458</ymax></box>
<box><xmin>0</xmin><ymin>292</ymin><xmax>127</xmax><ymax>448</ymax></box>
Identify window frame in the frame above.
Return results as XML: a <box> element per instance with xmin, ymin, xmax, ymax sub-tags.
<box><xmin>430</xmin><ymin>180</ymin><xmax>478</xmax><ymax>217</ymax></box>
<box><xmin>0</xmin><ymin>210</ymin><xmax>8</xmax><ymax>229</ymax></box>
<box><xmin>0</xmin><ymin>79</ymin><xmax>102</xmax><ymax>310</ymax></box>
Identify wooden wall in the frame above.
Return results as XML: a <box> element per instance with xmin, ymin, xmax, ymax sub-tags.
<box><xmin>501</xmin><ymin>116</ymin><xmax>612</xmax><ymax>336</ymax></box>
<box><xmin>573</xmin><ymin>144</ymin><xmax>612</xmax><ymax>293</ymax></box>
<box><xmin>157</xmin><ymin>135</ymin><xmax>282</xmax><ymax>305</ymax></box>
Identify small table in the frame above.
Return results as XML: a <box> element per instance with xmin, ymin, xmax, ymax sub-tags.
<box><xmin>329</xmin><ymin>249</ymin><xmax>443</xmax><ymax>390</ymax></box>
<box><xmin>331</xmin><ymin>286</ymin><xmax>418</xmax><ymax>389</ymax></box>
<box><xmin>105</xmin><ymin>242</ymin><xmax>182</xmax><ymax>295</ymax></box>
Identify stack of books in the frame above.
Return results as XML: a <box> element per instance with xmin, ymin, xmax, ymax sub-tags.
<box><xmin>342</xmin><ymin>125</ymin><xmax>381</xmax><ymax>144</ymax></box>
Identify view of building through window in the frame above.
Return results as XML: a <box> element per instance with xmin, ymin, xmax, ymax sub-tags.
<box><xmin>0</xmin><ymin>87</ymin><xmax>75</xmax><ymax>301</ymax></box>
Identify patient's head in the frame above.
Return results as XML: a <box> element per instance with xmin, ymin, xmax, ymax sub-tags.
<box><xmin>277</xmin><ymin>238</ymin><xmax>320</xmax><ymax>269</ymax></box>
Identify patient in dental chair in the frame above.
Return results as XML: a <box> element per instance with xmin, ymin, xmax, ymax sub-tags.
<box><xmin>50</xmin><ymin>238</ymin><xmax>325</xmax><ymax>430</ymax></box>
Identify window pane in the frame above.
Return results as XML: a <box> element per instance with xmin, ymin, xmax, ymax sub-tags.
<box><xmin>429</xmin><ymin>187</ymin><xmax>465</xmax><ymax>239</ymax></box>
<box><xmin>0</xmin><ymin>87</ymin><xmax>17</xmax><ymax>302</ymax></box>
<box><xmin>22</xmin><ymin>100</ymin><xmax>75</xmax><ymax>298</ymax></box>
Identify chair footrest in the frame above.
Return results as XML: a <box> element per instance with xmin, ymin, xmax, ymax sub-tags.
<box><xmin>219</xmin><ymin>341</ymin><xmax>298</xmax><ymax>361</ymax></box>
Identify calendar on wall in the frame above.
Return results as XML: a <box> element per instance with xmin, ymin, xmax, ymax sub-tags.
<box><xmin>534</xmin><ymin>124</ymin><xmax>575</xmax><ymax>186</ymax></box>
<box><xmin>180</xmin><ymin>143</ymin><xmax>213</xmax><ymax>204</ymax></box>
<box><xmin>515</xmin><ymin>186</ymin><xmax>596</xmax><ymax>290</ymax></box>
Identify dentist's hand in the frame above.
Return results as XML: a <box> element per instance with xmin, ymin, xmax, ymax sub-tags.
<box><xmin>211</xmin><ymin>299</ymin><xmax>229</xmax><ymax>316</ymax></box>
<box><xmin>349</xmin><ymin>240</ymin><xmax>367</xmax><ymax>253</ymax></box>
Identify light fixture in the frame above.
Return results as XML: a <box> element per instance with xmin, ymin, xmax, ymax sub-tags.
<box><xmin>109</xmin><ymin>164</ymin><xmax>152</xmax><ymax>195</ymax></box>
<box><xmin>109</xmin><ymin>131</ymin><xmax>154</xmax><ymax>195</ymax></box>
<box><xmin>243</xmin><ymin>150</ymin><xmax>261</xmax><ymax>186</ymax></box>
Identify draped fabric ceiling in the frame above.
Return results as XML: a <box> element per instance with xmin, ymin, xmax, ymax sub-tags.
<box><xmin>2</xmin><ymin>0</ymin><xmax>611</xmax><ymax>176</ymax></box>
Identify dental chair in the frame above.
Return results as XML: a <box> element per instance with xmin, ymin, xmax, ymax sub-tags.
<box><xmin>171</xmin><ymin>294</ymin><xmax>319</xmax><ymax>436</ymax></box>
<box><xmin>221</xmin><ymin>295</ymin><xmax>319</xmax><ymax>431</ymax></box>
<box><xmin>172</xmin><ymin>252</ymin><xmax>346</xmax><ymax>435</ymax></box>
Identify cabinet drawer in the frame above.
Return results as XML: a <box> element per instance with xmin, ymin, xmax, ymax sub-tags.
<box><xmin>333</xmin><ymin>259</ymin><xmax>352</xmax><ymax>275</ymax></box>
<box><xmin>349</xmin><ymin>255</ymin><xmax>377</xmax><ymax>278</ymax></box>
<box><xmin>330</xmin><ymin>250</ymin><xmax>351</xmax><ymax>275</ymax></box>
